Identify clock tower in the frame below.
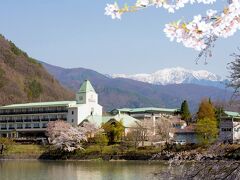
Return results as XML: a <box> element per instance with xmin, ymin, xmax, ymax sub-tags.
<box><xmin>76</xmin><ymin>80</ymin><xmax>98</xmax><ymax>105</ymax></box>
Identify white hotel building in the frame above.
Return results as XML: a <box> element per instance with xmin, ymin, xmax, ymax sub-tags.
<box><xmin>0</xmin><ymin>80</ymin><xmax>102</xmax><ymax>138</ymax></box>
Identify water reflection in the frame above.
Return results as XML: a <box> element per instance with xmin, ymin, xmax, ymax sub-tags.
<box><xmin>0</xmin><ymin>160</ymin><xmax>168</xmax><ymax>180</ymax></box>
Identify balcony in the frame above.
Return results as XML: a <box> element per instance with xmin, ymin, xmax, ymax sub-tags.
<box><xmin>32</xmin><ymin>119</ymin><xmax>40</xmax><ymax>122</ymax></box>
<box><xmin>16</xmin><ymin>120</ymin><xmax>24</xmax><ymax>122</ymax></box>
<box><xmin>0</xmin><ymin>109</ymin><xmax>68</xmax><ymax>115</ymax></box>
<box><xmin>23</xmin><ymin>120</ymin><xmax>32</xmax><ymax>122</ymax></box>
<box><xmin>0</xmin><ymin>120</ymin><xmax>7</xmax><ymax>123</ymax></box>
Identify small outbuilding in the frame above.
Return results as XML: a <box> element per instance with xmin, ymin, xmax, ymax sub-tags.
<box><xmin>219</xmin><ymin>111</ymin><xmax>240</xmax><ymax>144</ymax></box>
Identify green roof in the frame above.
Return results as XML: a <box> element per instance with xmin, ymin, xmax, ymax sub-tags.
<box><xmin>0</xmin><ymin>101</ymin><xmax>76</xmax><ymax>109</ymax></box>
<box><xmin>78</xmin><ymin>80</ymin><xmax>95</xmax><ymax>93</ymax></box>
<box><xmin>85</xmin><ymin>114</ymin><xmax>141</xmax><ymax>128</ymax></box>
<box><xmin>115</xmin><ymin>107</ymin><xmax>178</xmax><ymax>114</ymax></box>
<box><xmin>224</xmin><ymin>111</ymin><xmax>240</xmax><ymax>117</ymax></box>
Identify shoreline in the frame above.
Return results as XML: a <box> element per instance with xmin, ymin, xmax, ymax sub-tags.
<box><xmin>0</xmin><ymin>154</ymin><xmax>239</xmax><ymax>162</ymax></box>
<box><xmin>1</xmin><ymin>143</ymin><xmax>240</xmax><ymax>161</ymax></box>
<box><xmin>0</xmin><ymin>157</ymin><xmax>239</xmax><ymax>164</ymax></box>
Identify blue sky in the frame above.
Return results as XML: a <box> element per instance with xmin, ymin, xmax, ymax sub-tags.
<box><xmin>0</xmin><ymin>0</ymin><xmax>239</xmax><ymax>78</ymax></box>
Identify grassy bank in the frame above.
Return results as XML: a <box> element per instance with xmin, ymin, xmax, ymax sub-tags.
<box><xmin>40</xmin><ymin>144</ymin><xmax>163</xmax><ymax>160</ymax></box>
<box><xmin>0</xmin><ymin>144</ymin><xmax>47</xmax><ymax>159</ymax></box>
<box><xmin>1</xmin><ymin>143</ymin><xmax>240</xmax><ymax>161</ymax></box>
<box><xmin>0</xmin><ymin>143</ymin><xmax>163</xmax><ymax>160</ymax></box>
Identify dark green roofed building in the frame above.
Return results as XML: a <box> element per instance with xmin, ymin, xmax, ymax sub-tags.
<box><xmin>0</xmin><ymin>80</ymin><xmax>102</xmax><ymax>138</ymax></box>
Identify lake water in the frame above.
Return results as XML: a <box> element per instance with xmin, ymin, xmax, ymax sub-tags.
<box><xmin>0</xmin><ymin>160</ymin><xmax>171</xmax><ymax>180</ymax></box>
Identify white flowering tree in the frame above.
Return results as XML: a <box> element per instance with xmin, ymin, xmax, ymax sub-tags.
<box><xmin>46</xmin><ymin>120</ymin><xmax>87</xmax><ymax>152</ymax></box>
<box><xmin>79</xmin><ymin>121</ymin><xmax>103</xmax><ymax>139</ymax></box>
<box><xmin>105</xmin><ymin>0</ymin><xmax>240</xmax><ymax>60</ymax></box>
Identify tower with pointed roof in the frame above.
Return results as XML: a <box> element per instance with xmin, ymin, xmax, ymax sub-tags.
<box><xmin>76</xmin><ymin>80</ymin><xmax>98</xmax><ymax>105</ymax></box>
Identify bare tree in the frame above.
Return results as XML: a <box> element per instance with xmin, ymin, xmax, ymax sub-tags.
<box><xmin>154</xmin><ymin>117</ymin><xmax>175</xmax><ymax>143</ymax></box>
<box><xmin>154</xmin><ymin>161</ymin><xmax>240</xmax><ymax>180</ymax></box>
<box><xmin>228</xmin><ymin>51</ymin><xmax>240</xmax><ymax>98</ymax></box>
<box><xmin>125</xmin><ymin>123</ymin><xmax>149</xmax><ymax>149</ymax></box>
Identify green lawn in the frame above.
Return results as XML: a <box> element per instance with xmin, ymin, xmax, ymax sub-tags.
<box><xmin>6</xmin><ymin>144</ymin><xmax>47</xmax><ymax>155</ymax></box>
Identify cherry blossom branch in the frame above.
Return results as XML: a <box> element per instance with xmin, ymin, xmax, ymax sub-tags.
<box><xmin>105</xmin><ymin>0</ymin><xmax>240</xmax><ymax>59</ymax></box>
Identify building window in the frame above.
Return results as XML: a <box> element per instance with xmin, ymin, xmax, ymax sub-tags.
<box><xmin>42</xmin><ymin>123</ymin><xmax>47</xmax><ymax>128</ymax></box>
<box><xmin>33</xmin><ymin>123</ymin><xmax>40</xmax><ymax>128</ymax></box>
<box><xmin>16</xmin><ymin>119</ymin><xmax>23</xmax><ymax>122</ymax></box>
<box><xmin>221</xmin><ymin>128</ymin><xmax>232</xmax><ymax>132</ymax></box>
<box><xmin>72</xmin><ymin>119</ymin><xmax>74</xmax><ymax>123</ymax></box>
<box><xmin>91</xmin><ymin>108</ymin><xmax>94</xmax><ymax>115</ymax></box>
<box><xmin>17</xmin><ymin>124</ymin><xmax>23</xmax><ymax>129</ymax></box>
<box><xmin>9</xmin><ymin>124</ymin><xmax>15</xmax><ymax>130</ymax></box>
<box><xmin>1</xmin><ymin>124</ymin><xmax>7</xmax><ymax>130</ymax></box>
<box><xmin>234</xmin><ymin>128</ymin><xmax>240</xmax><ymax>132</ymax></box>
<box><xmin>79</xmin><ymin>96</ymin><xmax>83</xmax><ymax>101</ymax></box>
<box><xmin>72</xmin><ymin>111</ymin><xmax>74</xmax><ymax>115</ymax></box>
<box><xmin>25</xmin><ymin>124</ymin><xmax>31</xmax><ymax>129</ymax></box>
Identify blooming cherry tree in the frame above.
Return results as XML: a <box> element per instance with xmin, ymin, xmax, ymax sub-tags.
<box><xmin>105</xmin><ymin>0</ymin><xmax>240</xmax><ymax>59</ymax></box>
<box><xmin>46</xmin><ymin>120</ymin><xmax>87</xmax><ymax>152</ymax></box>
<box><xmin>79</xmin><ymin>121</ymin><xmax>103</xmax><ymax>138</ymax></box>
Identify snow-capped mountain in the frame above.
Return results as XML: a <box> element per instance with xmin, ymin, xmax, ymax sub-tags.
<box><xmin>112</xmin><ymin>67</ymin><xmax>227</xmax><ymax>88</ymax></box>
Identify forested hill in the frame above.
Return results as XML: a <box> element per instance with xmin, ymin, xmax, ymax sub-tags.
<box><xmin>0</xmin><ymin>35</ymin><xmax>74</xmax><ymax>105</ymax></box>
<box><xmin>42</xmin><ymin>62</ymin><xmax>233</xmax><ymax>112</ymax></box>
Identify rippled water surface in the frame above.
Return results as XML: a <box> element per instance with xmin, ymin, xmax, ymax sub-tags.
<box><xmin>0</xmin><ymin>160</ymin><xmax>170</xmax><ymax>180</ymax></box>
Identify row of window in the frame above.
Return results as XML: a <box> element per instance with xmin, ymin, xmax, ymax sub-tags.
<box><xmin>0</xmin><ymin>123</ymin><xmax>48</xmax><ymax>130</ymax></box>
<box><xmin>0</xmin><ymin>106</ymin><xmax>68</xmax><ymax>115</ymax></box>
<box><xmin>221</xmin><ymin>128</ymin><xmax>232</xmax><ymax>132</ymax></box>
<box><xmin>0</xmin><ymin>114</ymin><xmax>67</xmax><ymax>122</ymax></box>
<box><xmin>0</xmin><ymin>118</ymin><xmax>67</xmax><ymax>124</ymax></box>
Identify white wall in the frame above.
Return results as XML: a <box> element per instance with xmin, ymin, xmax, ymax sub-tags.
<box><xmin>233</xmin><ymin>122</ymin><xmax>240</xmax><ymax>143</ymax></box>
<box><xmin>68</xmin><ymin>104</ymin><xmax>102</xmax><ymax>125</ymax></box>
<box><xmin>76</xmin><ymin>91</ymin><xmax>98</xmax><ymax>105</ymax></box>
<box><xmin>67</xmin><ymin>107</ymin><xmax>78</xmax><ymax>126</ymax></box>
<box><xmin>73</xmin><ymin>83</ymin><xmax>102</xmax><ymax>125</ymax></box>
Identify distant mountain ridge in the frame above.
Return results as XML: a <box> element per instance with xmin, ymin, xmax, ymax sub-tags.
<box><xmin>0</xmin><ymin>34</ymin><xmax>233</xmax><ymax>112</ymax></box>
<box><xmin>112</xmin><ymin>67</ymin><xmax>228</xmax><ymax>89</ymax></box>
<box><xmin>41</xmin><ymin>62</ymin><xmax>233</xmax><ymax>112</ymax></box>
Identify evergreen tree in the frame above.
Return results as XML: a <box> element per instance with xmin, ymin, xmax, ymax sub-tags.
<box><xmin>180</xmin><ymin>100</ymin><xmax>191</xmax><ymax>121</ymax></box>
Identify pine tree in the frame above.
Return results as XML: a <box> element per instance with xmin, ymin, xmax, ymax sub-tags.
<box><xmin>180</xmin><ymin>100</ymin><xmax>191</xmax><ymax>121</ymax></box>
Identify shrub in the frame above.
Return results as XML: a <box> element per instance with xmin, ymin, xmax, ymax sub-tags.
<box><xmin>9</xmin><ymin>41</ymin><xmax>22</xmax><ymax>56</ymax></box>
<box><xmin>102</xmin><ymin>120</ymin><xmax>124</xmax><ymax>144</ymax></box>
<box><xmin>28</xmin><ymin>57</ymin><xmax>42</xmax><ymax>66</ymax></box>
<box><xmin>25</xmin><ymin>79</ymin><xmax>43</xmax><ymax>99</ymax></box>
<box><xmin>0</xmin><ymin>138</ymin><xmax>14</xmax><ymax>152</ymax></box>
<box><xmin>0</xmin><ymin>67</ymin><xmax>6</xmax><ymax>88</ymax></box>
<box><xmin>94</xmin><ymin>133</ymin><xmax>109</xmax><ymax>154</ymax></box>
